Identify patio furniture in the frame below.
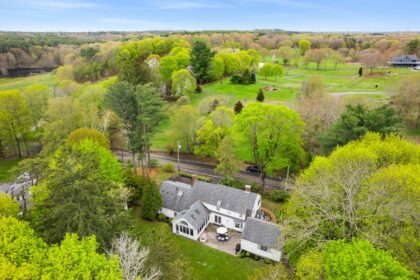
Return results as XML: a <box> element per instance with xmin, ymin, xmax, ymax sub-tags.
<box><xmin>199</xmin><ymin>233</ymin><xmax>208</xmax><ymax>243</ymax></box>
<box><xmin>216</xmin><ymin>227</ymin><xmax>228</xmax><ymax>235</ymax></box>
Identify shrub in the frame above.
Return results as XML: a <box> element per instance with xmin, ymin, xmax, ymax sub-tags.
<box><xmin>264</xmin><ymin>258</ymin><xmax>273</xmax><ymax>264</ymax></box>
<box><xmin>256</xmin><ymin>89</ymin><xmax>265</xmax><ymax>102</ymax></box>
<box><xmin>219</xmin><ymin>177</ymin><xmax>261</xmax><ymax>193</ymax></box>
<box><xmin>177</xmin><ymin>95</ymin><xmax>190</xmax><ymax>105</ymax></box>
<box><xmin>162</xmin><ymin>162</ymin><xmax>175</xmax><ymax>172</ymax></box>
<box><xmin>150</xmin><ymin>159</ymin><xmax>159</xmax><ymax>168</ymax></box>
<box><xmin>195</xmin><ymin>84</ymin><xmax>202</xmax><ymax>93</ymax></box>
<box><xmin>230</xmin><ymin>74</ymin><xmax>243</xmax><ymax>84</ymax></box>
<box><xmin>268</xmin><ymin>189</ymin><xmax>290</xmax><ymax>203</ymax></box>
<box><xmin>178</xmin><ymin>171</ymin><xmax>211</xmax><ymax>182</ymax></box>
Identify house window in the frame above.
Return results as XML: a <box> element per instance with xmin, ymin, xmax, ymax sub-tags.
<box><xmin>189</xmin><ymin>228</ymin><xmax>193</xmax><ymax>236</ymax></box>
<box><xmin>174</xmin><ymin>212</ymin><xmax>177</xmax><ymax>216</ymax></box>
<box><xmin>235</xmin><ymin>223</ymin><xmax>242</xmax><ymax>229</ymax></box>
<box><xmin>260</xmin><ymin>245</ymin><xmax>268</xmax><ymax>251</ymax></box>
<box><xmin>214</xmin><ymin>215</ymin><xmax>221</xmax><ymax>224</ymax></box>
<box><xmin>176</xmin><ymin>225</ymin><xmax>179</xmax><ymax>233</ymax></box>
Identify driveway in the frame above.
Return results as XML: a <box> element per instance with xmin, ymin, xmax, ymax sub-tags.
<box><xmin>199</xmin><ymin>224</ymin><xmax>241</xmax><ymax>256</ymax></box>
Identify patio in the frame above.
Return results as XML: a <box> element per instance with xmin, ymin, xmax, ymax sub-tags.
<box><xmin>198</xmin><ymin>224</ymin><xmax>241</xmax><ymax>255</ymax></box>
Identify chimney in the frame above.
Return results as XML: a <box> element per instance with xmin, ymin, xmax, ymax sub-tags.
<box><xmin>244</xmin><ymin>185</ymin><xmax>252</xmax><ymax>193</ymax></box>
<box><xmin>191</xmin><ymin>174</ymin><xmax>197</xmax><ymax>186</ymax></box>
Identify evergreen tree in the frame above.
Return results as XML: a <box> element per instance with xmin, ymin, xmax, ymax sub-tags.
<box><xmin>141</xmin><ymin>180</ymin><xmax>162</xmax><ymax>220</ymax></box>
<box><xmin>256</xmin><ymin>89</ymin><xmax>265</xmax><ymax>102</ymax></box>
<box><xmin>358</xmin><ymin>67</ymin><xmax>363</xmax><ymax>77</ymax></box>
<box><xmin>31</xmin><ymin>140</ymin><xmax>128</xmax><ymax>247</ymax></box>
<box><xmin>234</xmin><ymin>101</ymin><xmax>244</xmax><ymax>114</ymax></box>
<box><xmin>190</xmin><ymin>40</ymin><xmax>214</xmax><ymax>84</ymax></box>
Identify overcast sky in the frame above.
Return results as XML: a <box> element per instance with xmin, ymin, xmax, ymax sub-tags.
<box><xmin>0</xmin><ymin>0</ymin><xmax>419</xmax><ymax>32</ymax></box>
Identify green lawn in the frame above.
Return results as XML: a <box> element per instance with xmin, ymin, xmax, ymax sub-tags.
<box><xmin>0</xmin><ymin>158</ymin><xmax>22</xmax><ymax>183</ymax></box>
<box><xmin>152</xmin><ymin>64</ymin><xmax>418</xmax><ymax>152</ymax></box>
<box><xmin>133</xmin><ymin>211</ymin><xmax>264</xmax><ymax>280</ymax></box>
<box><xmin>0</xmin><ymin>72</ymin><xmax>57</xmax><ymax>91</ymax></box>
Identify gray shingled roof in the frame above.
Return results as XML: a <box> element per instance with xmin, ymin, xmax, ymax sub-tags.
<box><xmin>391</xmin><ymin>55</ymin><xmax>420</xmax><ymax>64</ymax></box>
<box><xmin>174</xmin><ymin>200</ymin><xmax>209</xmax><ymax>230</ymax></box>
<box><xmin>160</xmin><ymin>180</ymin><xmax>260</xmax><ymax>216</ymax></box>
<box><xmin>160</xmin><ymin>181</ymin><xmax>192</xmax><ymax>212</ymax></box>
<box><xmin>241</xmin><ymin>217</ymin><xmax>282</xmax><ymax>250</ymax></box>
<box><xmin>191</xmin><ymin>181</ymin><xmax>259</xmax><ymax>215</ymax></box>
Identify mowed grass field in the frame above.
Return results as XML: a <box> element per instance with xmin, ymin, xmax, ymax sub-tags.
<box><xmin>0</xmin><ymin>72</ymin><xmax>57</xmax><ymax>91</ymax></box>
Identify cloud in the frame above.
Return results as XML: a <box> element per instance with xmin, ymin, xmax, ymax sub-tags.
<box><xmin>153</xmin><ymin>0</ymin><xmax>230</xmax><ymax>10</ymax></box>
<box><xmin>244</xmin><ymin>0</ymin><xmax>323</xmax><ymax>9</ymax></box>
<box><xmin>18</xmin><ymin>0</ymin><xmax>99</xmax><ymax>9</ymax></box>
<box><xmin>98</xmin><ymin>17</ymin><xmax>175</xmax><ymax>30</ymax></box>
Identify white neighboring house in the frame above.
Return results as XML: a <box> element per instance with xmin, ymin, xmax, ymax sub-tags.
<box><xmin>241</xmin><ymin>218</ymin><xmax>283</xmax><ymax>262</ymax></box>
<box><xmin>159</xmin><ymin>179</ymin><xmax>283</xmax><ymax>261</ymax></box>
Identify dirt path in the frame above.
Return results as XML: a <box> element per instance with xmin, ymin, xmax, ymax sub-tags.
<box><xmin>330</xmin><ymin>91</ymin><xmax>385</xmax><ymax>97</ymax></box>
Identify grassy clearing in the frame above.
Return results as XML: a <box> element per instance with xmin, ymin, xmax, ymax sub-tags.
<box><xmin>0</xmin><ymin>158</ymin><xmax>22</xmax><ymax>183</ymax></box>
<box><xmin>0</xmin><ymin>72</ymin><xmax>57</xmax><ymax>91</ymax></box>
<box><xmin>133</xmin><ymin>209</ymin><xmax>263</xmax><ymax>280</ymax></box>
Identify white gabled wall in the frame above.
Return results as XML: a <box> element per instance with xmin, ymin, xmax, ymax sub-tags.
<box><xmin>240</xmin><ymin>239</ymin><xmax>281</xmax><ymax>261</ymax></box>
<box><xmin>160</xmin><ymin>207</ymin><xmax>176</xmax><ymax>218</ymax></box>
<box><xmin>172</xmin><ymin>218</ymin><xmax>199</xmax><ymax>240</ymax></box>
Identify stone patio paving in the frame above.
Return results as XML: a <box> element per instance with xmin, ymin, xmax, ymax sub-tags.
<box><xmin>199</xmin><ymin>224</ymin><xmax>241</xmax><ymax>255</ymax></box>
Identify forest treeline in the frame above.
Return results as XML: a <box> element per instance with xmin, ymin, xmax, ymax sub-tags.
<box><xmin>1</xmin><ymin>31</ymin><xmax>419</xmax><ymax>76</ymax></box>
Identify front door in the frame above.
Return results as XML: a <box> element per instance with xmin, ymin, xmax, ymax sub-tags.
<box><xmin>214</xmin><ymin>215</ymin><xmax>221</xmax><ymax>224</ymax></box>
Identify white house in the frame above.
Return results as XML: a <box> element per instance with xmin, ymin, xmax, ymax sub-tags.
<box><xmin>159</xmin><ymin>179</ymin><xmax>283</xmax><ymax>261</ymax></box>
<box><xmin>241</xmin><ymin>217</ymin><xmax>283</xmax><ymax>261</ymax></box>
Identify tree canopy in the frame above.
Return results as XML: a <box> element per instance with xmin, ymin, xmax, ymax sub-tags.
<box><xmin>235</xmin><ymin>102</ymin><xmax>305</xmax><ymax>190</ymax></box>
<box><xmin>31</xmin><ymin>139</ymin><xmax>127</xmax><ymax>246</ymax></box>
<box><xmin>283</xmin><ymin>133</ymin><xmax>420</xmax><ymax>271</ymax></box>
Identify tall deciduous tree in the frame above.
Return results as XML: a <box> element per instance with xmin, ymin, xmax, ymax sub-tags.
<box><xmin>41</xmin><ymin>97</ymin><xmax>83</xmax><ymax>155</ymax></box>
<box><xmin>298</xmin><ymin>38</ymin><xmax>311</xmax><ymax>55</ymax></box>
<box><xmin>171</xmin><ymin>69</ymin><xmax>196</xmax><ymax>96</ymax></box>
<box><xmin>166</xmin><ymin>105</ymin><xmax>200</xmax><ymax>153</ymax></box>
<box><xmin>0</xmin><ymin>194</ymin><xmax>19</xmax><ymax>218</ymax></box>
<box><xmin>21</xmin><ymin>84</ymin><xmax>52</xmax><ymax>133</ymax></box>
<box><xmin>283</xmin><ymin>133</ymin><xmax>420</xmax><ymax>269</ymax></box>
<box><xmin>296</xmin><ymin>239</ymin><xmax>413</xmax><ymax>279</ymax></box>
<box><xmin>215</xmin><ymin>136</ymin><xmax>239</xmax><ymax>179</ymax></box>
<box><xmin>0</xmin><ymin>217</ymin><xmax>123</xmax><ymax>279</ymax></box>
<box><xmin>392</xmin><ymin>75</ymin><xmax>420</xmax><ymax>128</ymax></box>
<box><xmin>235</xmin><ymin>102</ymin><xmax>305</xmax><ymax>191</ymax></box>
<box><xmin>0</xmin><ymin>90</ymin><xmax>31</xmax><ymax>157</ymax></box>
<box><xmin>194</xmin><ymin>106</ymin><xmax>234</xmax><ymax>157</ymax></box>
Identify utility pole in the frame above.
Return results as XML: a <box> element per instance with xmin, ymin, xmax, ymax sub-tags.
<box><xmin>177</xmin><ymin>140</ymin><xmax>181</xmax><ymax>172</ymax></box>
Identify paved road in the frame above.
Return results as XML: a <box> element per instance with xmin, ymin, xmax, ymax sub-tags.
<box><xmin>330</xmin><ymin>91</ymin><xmax>385</xmax><ymax>97</ymax></box>
<box><xmin>114</xmin><ymin>150</ymin><xmax>284</xmax><ymax>190</ymax></box>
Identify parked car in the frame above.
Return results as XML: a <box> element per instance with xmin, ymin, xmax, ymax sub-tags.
<box><xmin>414</xmin><ymin>66</ymin><xmax>420</xmax><ymax>70</ymax></box>
<box><xmin>246</xmin><ymin>165</ymin><xmax>261</xmax><ymax>174</ymax></box>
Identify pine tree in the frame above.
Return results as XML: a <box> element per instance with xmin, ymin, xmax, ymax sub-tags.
<box><xmin>256</xmin><ymin>89</ymin><xmax>265</xmax><ymax>102</ymax></box>
<box><xmin>234</xmin><ymin>101</ymin><xmax>244</xmax><ymax>114</ymax></box>
<box><xmin>358</xmin><ymin>67</ymin><xmax>363</xmax><ymax>77</ymax></box>
<box><xmin>141</xmin><ymin>180</ymin><xmax>162</xmax><ymax>220</ymax></box>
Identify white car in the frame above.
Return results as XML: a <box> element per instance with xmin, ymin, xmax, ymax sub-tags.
<box><xmin>414</xmin><ymin>66</ymin><xmax>420</xmax><ymax>70</ymax></box>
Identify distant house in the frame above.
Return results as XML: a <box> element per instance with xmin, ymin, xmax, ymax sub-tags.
<box><xmin>390</xmin><ymin>55</ymin><xmax>420</xmax><ymax>67</ymax></box>
<box><xmin>159</xmin><ymin>179</ymin><xmax>283</xmax><ymax>261</ymax></box>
